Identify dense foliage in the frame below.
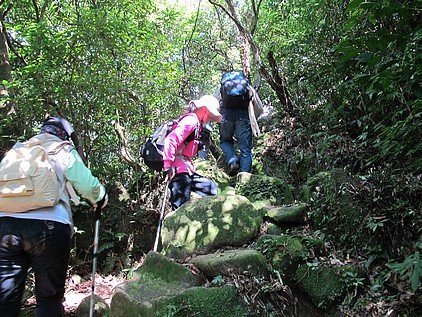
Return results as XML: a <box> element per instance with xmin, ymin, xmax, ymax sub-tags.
<box><xmin>0</xmin><ymin>0</ymin><xmax>420</xmax><ymax>315</ymax></box>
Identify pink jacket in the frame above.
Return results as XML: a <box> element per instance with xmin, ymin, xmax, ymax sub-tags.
<box><xmin>163</xmin><ymin>113</ymin><xmax>201</xmax><ymax>175</ymax></box>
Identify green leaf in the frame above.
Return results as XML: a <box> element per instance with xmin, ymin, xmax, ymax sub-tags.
<box><xmin>356</xmin><ymin>51</ymin><xmax>373</xmax><ymax>63</ymax></box>
<box><xmin>345</xmin><ymin>0</ymin><xmax>366</xmax><ymax>13</ymax></box>
<box><xmin>410</xmin><ymin>251</ymin><xmax>422</xmax><ymax>292</ymax></box>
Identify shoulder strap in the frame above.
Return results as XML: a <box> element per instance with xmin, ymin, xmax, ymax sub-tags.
<box><xmin>47</xmin><ymin>141</ymin><xmax>72</xmax><ymax>155</ymax></box>
<box><xmin>181</xmin><ymin>113</ymin><xmax>201</xmax><ymax>142</ymax></box>
<box><xmin>45</xmin><ymin>140</ymin><xmax>80</xmax><ymax>205</ymax></box>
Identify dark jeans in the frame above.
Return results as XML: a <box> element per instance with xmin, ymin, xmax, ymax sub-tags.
<box><xmin>219</xmin><ymin>108</ymin><xmax>253</xmax><ymax>172</ymax></box>
<box><xmin>169</xmin><ymin>173</ymin><xmax>218</xmax><ymax>210</ymax></box>
<box><xmin>0</xmin><ymin>217</ymin><xmax>71</xmax><ymax>317</ymax></box>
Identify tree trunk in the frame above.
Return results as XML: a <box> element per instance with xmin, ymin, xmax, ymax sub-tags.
<box><xmin>0</xmin><ymin>14</ymin><xmax>12</xmax><ymax>103</ymax></box>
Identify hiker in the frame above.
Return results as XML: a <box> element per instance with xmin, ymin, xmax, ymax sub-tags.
<box><xmin>218</xmin><ymin>71</ymin><xmax>262</xmax><ymax>175</ymax></box>
<box><xmin>0</xmin><ymin>116</ymin><xmax>108</xmax><ymax>317</ymax></box>
<box><xmin>163</xmin><ymin>95</ymin><xmax>222</xmax><ymax>210</ymax></box>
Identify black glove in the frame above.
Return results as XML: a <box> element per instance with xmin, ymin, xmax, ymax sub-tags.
<box><xmin>95</xmin><ymin>193</ymin><xmax>109</xmax><ymax>209</ymax></box>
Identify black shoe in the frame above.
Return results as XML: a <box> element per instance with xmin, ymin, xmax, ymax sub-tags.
<box><xmin>228</xmin><ymin>162</ymin><xmax>240</xmax><ymax>176</ymax></box>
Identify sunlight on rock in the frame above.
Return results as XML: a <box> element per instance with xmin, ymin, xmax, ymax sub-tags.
<box><xmin>175</xmin><ymin>220</ymin><xmax>202</xmax><ymax>252</ymax></box>
<box><xmin>203</xmin><ymin>223</ymin><xmax>219</xmax><ymax>244</ymax></box>
<box><xmin>222</xmin><ymin>199</ymin><xmax>237</xmax><ymax>212</ymax></box>
<box><xmin>222</xmin><ymin>213</ymin><xmax>233</xmax><ymax>226</ymax></box>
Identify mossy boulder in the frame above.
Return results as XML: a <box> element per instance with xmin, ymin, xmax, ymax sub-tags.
<box><xmin>266</xmin><ymin>222</ymin><xmax>288</xmax><ymax>235</ymax></box>
<box><xmin>110</xmin><ymin>252</ymin><xmax>248</xmax><ymax>317</ymax></box>
<box><xmin>189</xmin><ymin>249</ymin><xmax>269</xmax><ymax>278</ymax></box>
<box><xmin>293</xmin><ymin>264</ymin><xmax>344</xmax><ymax>309</ymax></box>
<box><xmin>161</xmin><ymin>195</ymin><xmax>263</xmax><ymax>256</ymax></box>
<box><xmin>255</xmin><ymin>234</ymin><xmax>309</xmax><ymax>279</ymax></box>
<box><xmin>293</xmin><ymin>263</ymin><xmax>367</xmax><ymax>310</ymax></box>
<box><xmin>194</xmin><ymin>159</ymin><xmax>232</xmax><ymax>195</ymax></box>
<box><xmin>235</xmin><ymin>172</ymin><xmax>294</xmax><ymax>206</ymax></box>
<box><xmin>153</xmin><ymin>285</ymin><xmax>249</xmax><ymax>317</ymax></box>
<box><xmin>76</xmin><ymin>294</ymin><xmax>109</xmax><ymax>317</ymax></box>
<box><xmin>263</xmin><ymin>203</ymin><xmax>308</xmax><ymax>224</ymax></box>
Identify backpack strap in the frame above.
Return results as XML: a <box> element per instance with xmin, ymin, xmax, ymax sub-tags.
<box><xmin>173</xmin><ymin>113</ymin><xmax>202</xmax><ymax>174</ymax></box>
<box><xmin>179</xmin><ymin>112</ymin><xmax>202</xmax><ymax>142</ymax></box>
<box><xmin>46</xmin><ymin>140</ymin><xmax>81</xmax><ymax>205</ymax></box>
<box><xmin>47</xmin><ymin>140</ymin><xmax>71</xmax><ymax>155</ymax></box>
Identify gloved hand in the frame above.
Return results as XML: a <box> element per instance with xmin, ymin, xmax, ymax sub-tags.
<box><xmin>95</xmin><ymin>193</ymin><xmax>109</xmax><ymax>209</ymax></box>
<box><xmin>163</xmin><ymin>166</ymin><xmax>176</xmax><ymax>182</ymax></box>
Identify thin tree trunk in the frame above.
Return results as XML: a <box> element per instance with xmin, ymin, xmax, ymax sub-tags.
<box><xmin>0</xmin><ymin>6</ymin><xmax>12</xmax><ymax>103</ymax></box>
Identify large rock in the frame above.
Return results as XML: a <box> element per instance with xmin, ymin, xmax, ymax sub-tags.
<box><xmin>256</xmin><ymin>234</ymin><xmax>325</xmax><ymax>281</ymax></box>
<box><xmin>263</xmin><ymin>203</ymin><xmax>308</xmax><ymax>224</ymax></box>
<box><xmin>189</xmin><ymin>249</ymin><xmax>269</xmax><ymax>279</ymax></box>
<box><xmin>76</xmin><ymin>294</ymin><xmax>109</xmax><ymax>317</ymax></box>
<box><xmin>256</xmin><ymin>234</ymin><xmax>308</xmax><ymax>279</ymax></box>
<box><xmin>293</xmin><ymin>263</ymin><xmax>367</xmax><ymax>310</ymax></box>
<box><xmin>110</xmin><ymin>252</ymin><xmax>249</xmax><ymax>317</ymax></box>
<box><xmin>161</xmin><ymin>195</ymin><xmax>263</xmax><ymax>256</ymax></box>
<box><xmin>236</xmin><ymin>172</ymin><xmax>294</xmax><ymax>207</ymax></box>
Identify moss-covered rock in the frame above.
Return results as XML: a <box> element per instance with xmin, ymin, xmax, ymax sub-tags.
<box><xmin>255</xmin><ymin>234</ymin><xmax>308</xmax><ymax>279</ymax></box>
<box><xmin>293</xmin><ymin>263</ymin><xmax>363</xmax><ymax>310</ymax></box>
<box><xmin>161</xmin><ymin>195</ymin><xmax>263</xmax><ymax>255</ymax></box>
<box><xmin>266</xmin><ymin>222</ymin><xmax>288</xmax><ymax>235</ymax></box>
<box><xmin>189</xmin><ymin>249</ymin><xmax>269</xmax><ymax>278</ymax></box>
<box><xmin>294</xmin><ymin>265</ymin><xmax>343</xmax><ymax>309</ymax></box>
<box><xmin>110</xmin><ymin>252</ymin><xmax>249</xmax><ymax>317</ymax></box>
<box><xmin>235</xmin><ymin>172</ymin><xmax>294</xmax><ymax>206</ymax></box>
<box><xmin>76</xmin><ymin>294</ymin><xmax>109</xmax><ymax>317</ymax></box>
<box><xmin>263</xmin><ymin>203</ymin><xmax>308</xmax><ymax>224</ymax></box>
<box><xmin>154</xmin><ymin>285</ymin><xmax>249</xmax><ymax>317</ymax></box>
<box><xmin>194</xmin><ymin>159</ymin><xmax>232</xmax><ymax>195</ymax></box>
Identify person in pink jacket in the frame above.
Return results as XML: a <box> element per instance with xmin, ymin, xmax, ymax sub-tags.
<box><xmin>163</xmin><ymin>95</ymin><xmax>222</xmax><ymax>210</ymax></box>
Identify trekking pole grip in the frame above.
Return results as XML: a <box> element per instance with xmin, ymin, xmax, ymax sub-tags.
<box><xmin>94</xmin><ymin>205</ymin><xmax>102</xmax><ymax>221</ymax></box>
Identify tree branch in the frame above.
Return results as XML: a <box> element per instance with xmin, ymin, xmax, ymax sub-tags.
<box><xmin>114</xmin><ymin>110</ymin><xmax>142</xmax><ymax>169</ymax></box>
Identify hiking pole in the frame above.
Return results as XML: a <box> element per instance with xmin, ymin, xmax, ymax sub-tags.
<box><xmin>153</xmin><ymin>179</ymin><xmax>170</xmax><ymax>252</ymax></box>
<box><xmin>89</xmin><ymin>205</ymin><xmax>102</xmax><ymax>317</ymax></box>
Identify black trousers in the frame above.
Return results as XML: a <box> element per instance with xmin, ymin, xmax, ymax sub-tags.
<box><xmin>169</xmin><ymin>173</ymin><xmax>218</xmax><ymax>210</ymax></box>
<box><xmin>0</xmin><ymin>217</ymin><xmax>71</xmax><ymax>317</ymax></box>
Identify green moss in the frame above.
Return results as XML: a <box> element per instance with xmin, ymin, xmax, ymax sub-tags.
<box><xmin>119</xmin><ymin>252</ymin><xmax>204</xmax><ymax>303</ymax></box>
<box><xmin>111</xmin><ymin>290</ymin><xmax>152</xmax><ymax>317</ymax></box>
<box><xmin>162</xmin><ymin>195</ymin><xmax>263</xmax><ymax>255</ymax></box>
<box><xmin>134</xmin><ymin>252</ymin><xmax>200</xmax><ymax>286</ymax></box>
<box><xmin>154</xmin><ymin>286</ymin><xmax>249</xmax><ymax>317</ymax></box>
<box><xmin>265</xmin><ymin>203</ymin><xmax>307</xmax><ymax>224</ymax></box>
<box><xmin>256</xmin><ymin>234</ymin><xmax>308</xmax><ymax>278</ymax></box>
<box><xmin>266</xmin><ymin>223</ymin><xmax>287</xmax><ymax>235</ymax></box>
<box><xmin>294</xmin><ymin>264</ymin><xmax>344</xmax><ymax>309</ymax></box>
<box><xmin>235</xmin><ymin>173</ymin><xmax>294</xmax><ymax>205</ymax></box>
<box><xmin>190</xmin><ymin>249</ymin><xmax>269</xmax><ymax>278</ymax></box>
